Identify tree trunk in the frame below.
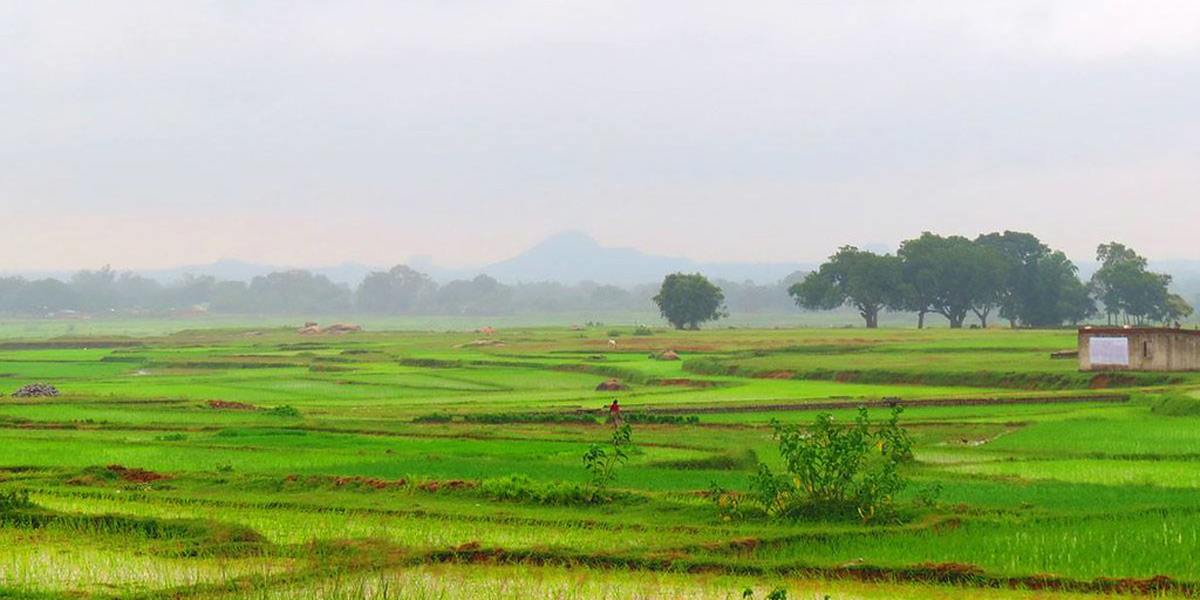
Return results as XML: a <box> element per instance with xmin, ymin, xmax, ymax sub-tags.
<box><xmin>917</xmin><ymin>311</ymin><xmax>926</xmax><ymax>329</ymax></box>
<box><xmin>948</xmin><ymin>313</ymin><xmax>965</xmax><ymax>328</ymax></box>
<box><xmin>973</xmin><ymin>308</ymin><xmax>990</xmax><ymax>328</ymax></box>
<box><xmin>862</xmin><ymin>308</ymin><xmax>879</xmax><ymax>329</ymax></box>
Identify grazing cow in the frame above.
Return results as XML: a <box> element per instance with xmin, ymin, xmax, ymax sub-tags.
<box><xmin>608</xmin><ymin>339</ymin><xmax>618</xmax><ymax>349</ymax></box>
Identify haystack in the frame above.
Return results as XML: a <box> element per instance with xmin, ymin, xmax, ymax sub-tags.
<box><xmin>595</xmin><ymin>378</ymin><xmax>629</xmax><ymax>391</ymax></box>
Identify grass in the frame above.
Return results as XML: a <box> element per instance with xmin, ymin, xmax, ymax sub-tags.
<box><xmin>0</xmin><ymin>321</ymin><xmax>1199</xmax><ymax>598</ymax></box>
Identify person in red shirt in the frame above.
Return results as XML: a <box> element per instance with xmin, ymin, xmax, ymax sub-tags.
<box><xmin>608</xmin><ymin>399</ymin><xmax>621</xmax><ymax>425</ymax></box>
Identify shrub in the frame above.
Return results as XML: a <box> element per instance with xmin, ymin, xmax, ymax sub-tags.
<box><xmin>750</xmin><ymin>407</ymin><xmax>912</xmax><ymax>522</ymax></box>
<box><xmin>0</xmin><ymin>490</ymin><xmax>34</xmax><ymax>512</ymax></box>
<box><xmin>267</xmin><ymin>405</ymin><xmax>302</xmax><ymax>417</ymax></box>
<box><xmin>583</xmin><ymin>424</ymin><xmax>633</xmax><ymax>498</ymax></box>
<box><xmin>632</xmin><ymin>326</ymin><xmax>654</xmax><ymax>336</ymax></box>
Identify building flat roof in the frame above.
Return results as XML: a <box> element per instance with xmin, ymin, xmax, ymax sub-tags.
<box><xmin>1079</xmin><ymin>326</ymin><xmax>1200</xmax><ymax>337</ymax></box>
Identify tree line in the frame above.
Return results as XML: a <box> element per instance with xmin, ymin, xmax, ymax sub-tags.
<box><xmin>0</xmin><ymin>265</ymin><xmax>800</xmax><ymax>317</ymax></box>
<box><xmin>0</xmin><ymin>232</ymin><xmax>1192</xmax><ymax>327</ymax></box>
<box><xmin>789</xmin><ymin>232</ymin><xmax>1192</xmax><ymax>329</ymax></box>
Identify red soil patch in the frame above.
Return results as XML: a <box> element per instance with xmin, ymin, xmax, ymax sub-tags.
<box><xmin>418</xmin><ymin>479</ymin><xmax>475</xmax><ymax>492</ymax></box>
<box><xmin>107</xmin><ymin>464</ymin><xmax>169</xmax><ymax>483</ymax></box>
<box><xmin>206</xmin><ymin>400</ymin><xmax>258</xmax><ymax>410</ymax></box>
<box><xmin>914</xmin><ymin>562</ymin><xmax>985</xmax><ymax>579</ymax></box>
<box><xmin>754</xmin><ymin>371</ymin><xmax>794</xmax><ymax>379</ymax></box>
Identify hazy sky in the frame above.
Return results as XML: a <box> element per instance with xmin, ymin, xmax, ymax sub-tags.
<box><xmin>3</xmin><ymin>1</ymin><xmax>1198</xmax><ymax>270</ymax></box>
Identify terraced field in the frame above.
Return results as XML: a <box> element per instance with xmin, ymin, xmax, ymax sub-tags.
<box><xmin>0</xmin><ymin>322</ymin><xmax>1197</xmax><ymax>599</ymax></box>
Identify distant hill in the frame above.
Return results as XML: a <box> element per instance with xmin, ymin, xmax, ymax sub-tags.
<box><xmin>479</xmin><ymin>231</ymin><xmax>809</xmax><ymax>285</ymax></box>
<box><xmin>123</xmin><ymin>232</ymin><xmax>808</xmax><ymax>286</ymax></box>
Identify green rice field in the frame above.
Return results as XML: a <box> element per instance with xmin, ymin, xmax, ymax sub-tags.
<box><xmin>1</xmin><ymin>319</ymin><xmax>1198</xmax><ymax>599</ymax></box>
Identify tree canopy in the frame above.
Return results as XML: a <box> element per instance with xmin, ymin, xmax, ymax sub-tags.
<box><xmin>976</xmin><ymin>231</ymin><xmax>1095</xmax><ymax>327</ymax></box>
<box><xmin>897</xmin><ymin>233</ymin><xmax>1006</xmax><ymax>328</ymax></box>
<box><xmin>788</xmin><ymin>246</ymin><xmax>904</xmax><ymax>328</ymax></box>
<box><xmin>652</xmin><ymin>273</ymin><xmax>727</xmax><ymax>330</ymax></box>
<box><xmin>1090</xmin><ymin>242</ymin><xmax>1173</xmax><ymax>325</ymax></box>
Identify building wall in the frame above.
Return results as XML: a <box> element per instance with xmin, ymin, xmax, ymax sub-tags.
<box><xmin>1079</xmin><ymin>328</ymin><xmax>1200</xmax><ymax>372</ymax></box>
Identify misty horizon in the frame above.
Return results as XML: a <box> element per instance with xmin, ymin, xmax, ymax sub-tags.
<box><xmin>4</xmin><ymin>229</ymin><xmax>1200</xmax><ymax>288</ymax></box>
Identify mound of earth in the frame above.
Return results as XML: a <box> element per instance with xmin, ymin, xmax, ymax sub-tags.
<box><xmin>107</xmin><ymin>464</ymin><xmax>170</xmax><ymax>483</ymax></box>
<box><xmin>207</xmin><ymin>400</ymin><xmax>257</xmax><ymax>410</ymax></box>
<box><xmin>595</xmin><ymin>378</ymin><xmax>629</xmax><ymax>391</ymax></box>
<box><xmin>653</xmin><ymin>350</ymin><xmax>680</xmax><ymax>361</ymax></box>
<box><xmin>11</xmin><ymin>383</ymin><xmax>59</xmax><ymax>397</ymax></box>
<box><xmin>296</xmin><ymin>322</ymin><xmax>362</xmax><ymax>335</ymax></box>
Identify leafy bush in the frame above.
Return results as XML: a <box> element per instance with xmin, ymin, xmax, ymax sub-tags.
<box><xmin>154</xmin><ymin>433</ymin><xmax>188</xmax><ymax>442</ymax></box>
<box><xmin>583</xmin><ymin>424</ymin><xmax>633</xmax><ymax>498</ymax></box>
<box><xmin>0</xmin><ymin>490</ymin><xmax>34</xmax><ymax>512</ymax></box>
<box><xmin>267</xmin><ymin>405</ymin><xmax>302</xmax><ymax>417</ymax></box>
<box><xmin>632</xmin><ymin>326</ymin><xmax>654</xmax><ymax>336</ymax></box>
<box><xmin>749</xmin><ymin>407</ymin><xmax>912</xmax><ymax>522</ymax></box>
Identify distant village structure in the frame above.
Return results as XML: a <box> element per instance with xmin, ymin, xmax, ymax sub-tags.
<box><xmin>1078</xmin><ymin>327</ymin><xmax>1200</xmax><ymax>372</ymax></box>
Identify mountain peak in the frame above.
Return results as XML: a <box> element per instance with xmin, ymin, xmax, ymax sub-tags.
<box><xmin>528</xmin><ymin>230</ymin><xmax>600</xmax><ymax>252</ymax></box>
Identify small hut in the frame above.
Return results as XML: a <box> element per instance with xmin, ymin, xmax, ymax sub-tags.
<box><xmin>1078</xmin><ymin>327</ymin><xmax>1200</xmax><ymax>372</ymax></box>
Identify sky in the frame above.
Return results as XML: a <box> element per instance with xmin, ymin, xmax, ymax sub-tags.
<box><xmin>2</xmin><ymin>1</ymin><xmax>1198</xmax><ymax>271</ymax></box>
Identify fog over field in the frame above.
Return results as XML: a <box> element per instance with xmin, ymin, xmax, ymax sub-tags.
<box><xmin>2</xmin><ymin>1</ymin><xmax>1199</xmax><ymax>272</ymax></box>
<box><xmin>7</xmin><ymin>5</ymin><xmax>1200</xmax><ymax>599</ymax></box>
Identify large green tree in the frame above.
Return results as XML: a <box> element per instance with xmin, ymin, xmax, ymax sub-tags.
<box><xmin>653</xmin><ymin>273</ymin><xmax>726</xmax><ymax>330</ymax></box>
<box><xmin>1089</xmin><ymin>243</ymin><xmax>1172</xmax><ymax>325</ymax></box>
<box><xmin>976</xmin><ymin>231</ymin><xmax>1094</xmax><ymax>327</ymax></box>
<box><xmin>898</xmin><ymin>233</ymin><xmax>1006</xmax><ymax>328</ymax></box>
<box><xmin>355</xmin><ymin>265</ymin><xmax>436</xmax><ymax>314</ymax></box>
<box><xmin>789</xmin><ymin>247</ymin><xmax>904</xmax><ymax>329</ymax></box>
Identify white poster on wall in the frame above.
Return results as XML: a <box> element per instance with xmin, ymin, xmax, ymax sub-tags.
<box><xmin>1090</xmin><ymin>337</ymin><xmax>1130</xmax><ymax>365</ymax></box>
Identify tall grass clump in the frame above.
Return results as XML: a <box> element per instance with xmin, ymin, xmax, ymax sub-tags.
<box><xmin>478</xmin><ymin>475</ymin><xmax>599</xmax><ymax>506</ymax></box>
<box><xmin>1145</xmin><ymin>390</ymin><xmax>1200</xmax><ymax>416</ymax></box>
